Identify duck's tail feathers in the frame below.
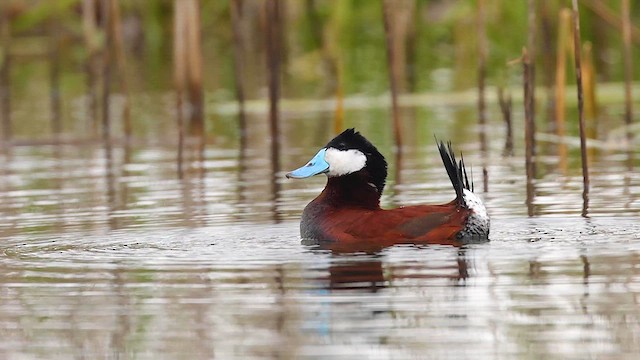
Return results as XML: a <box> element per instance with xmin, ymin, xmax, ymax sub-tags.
<box><xmin>437</xmin><ymin>140</ymin><xmax>474</xmax><ymax>207</ymax></box>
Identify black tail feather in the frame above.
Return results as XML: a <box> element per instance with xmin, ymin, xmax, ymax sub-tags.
<box><xmin>469</xmin><ymin>162</ymin><xmax>476</xmax><ymax>192</ymax></box>
<box><xmin>437</xmin><ymin>140</ymin><xmax>474</xmax><ymax>206</ymax></box>
<box><xmin>460</xmin><ymin>154</ymin><xmax>471</xmax><ymax>191</ymax></box>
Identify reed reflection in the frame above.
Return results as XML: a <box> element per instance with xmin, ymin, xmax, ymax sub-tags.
<box><xmin>179</xmin><ymin>141</ymin><xmax>207</xmax><ymax>228</ymax></box>
<box><xmin>270</xmin><ymin>132</ymin><xmax>282</xmax><ymax>224</ymax></box>
<box><xmin>235</xmin><ymin>112</ymin><xmax>274</xmax><ymax>223</ymax></box>
<box><xmin>390</xmin><ymin>143</ymin><xmax>403</xmax><ymax>208</ymax></box>
<box><xmin>0</xmin><ymin>149</ymin><xmax>15</xmax><ymax>237</ymax></box>
<box><xmin>52</xmin><ymin>143</ymin><xmax>64</xmax><ymax>233</ymax></box>
<box><xmin>104</xmin><ymin>145</ymin><xmax>117</xmax><ymax>230</ymax></box>
<box><xmin>623</xmin><ymin>148</ymin><xmax>634</xmax><ymax>205</ymax></box>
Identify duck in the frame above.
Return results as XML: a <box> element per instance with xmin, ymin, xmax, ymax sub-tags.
<box><xmin>286</xmin><ymin>128</ymin><xmax>489</xmax><ymax>248</ymax></box>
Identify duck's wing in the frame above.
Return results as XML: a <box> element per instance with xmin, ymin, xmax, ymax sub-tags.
<box><xmin>386</xmin><ymin>205</ymin><xmax>468</xmax><ymax>242</ymax></box>
<box><xmin>327</xmin><ymin>205</ymin><xmax>467</xmax><ymax>244</ymax></box>
<box><xmin>310</xmin><ymin>206</ymin><xmax>467</xmax><ymax>252</ymax></box>
<box><xmin>394</xmin><ymin>209</ymin><xmax>460</xmax><ymax>239</ymax></box>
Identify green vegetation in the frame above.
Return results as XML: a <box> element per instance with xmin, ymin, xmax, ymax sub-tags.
<box><xmin>0</xmin><ymin>0</ymin><xmax>639</xmax><ymax>141</ymax></box>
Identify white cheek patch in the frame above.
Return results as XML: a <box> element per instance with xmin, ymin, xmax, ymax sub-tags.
<box><xmin>324</xmin><ymin>148</ymin><xmax>367</xmax><ymax>177</ymax></box>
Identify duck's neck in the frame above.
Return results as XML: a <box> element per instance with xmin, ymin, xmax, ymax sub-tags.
<box><xmin>321</xmin><ymin>172</ymin><xmax>381</xmax><ymax>210</ymax></box>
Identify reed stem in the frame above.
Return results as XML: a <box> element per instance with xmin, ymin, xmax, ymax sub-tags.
<box><xmin>555</xmin><ymin>9</ymin><xmax>572</xmax><ymax>171</ymax></box>
<box><xmin>230</xmin><ymin>0</ymin><xmax>247</xmax><ymax>145</ymax></box>
<box><xmin>477</xmin><ymin>0</ymin><xmax>488</xmax><ymax>192</ymax></box>
<box><xmin>382</xmin><ymin>0</ymin><xmax>403</xmax><ymax>152</ymax></box>
<box><xmin>582</xmin><ymin>42</ymin><xmax>597</xmax><ymax>140</ymax></box>
<box><xmin>109</xmin><ymin>0</ymin><xmax>132</xmax><ymax>144</ymax></box>
<box><xmin>265</xmin><ymin>0</ymin><xmax>282</xmax><ymax>216</ymax></box>
<box><xmin>174</xmin><ymin>0</ymin><xmax>186</xmax><ymax>178</ymax></box>
<box><xmin>101</xmin><ymin>0</ymin><xmax>116</xmax><ymax>206</ymax></box>
<box><xmin>0</xmin><ymin>6</ymin><xmax>12</xmax><ymax>146</ymax></box>
<box><xmin>539</xmin><ymin>0</ymin><xmax>556</xmax><ymax>134</ymax></box>
<box><xmin>622</xmin><ymin>0</ymin><xmax>633</xmax><ymax>146</ymax></box>
<box><xmin>82</xmin><ymin>0</ymin><xmax>99</xmax><ymax>136</ymax></box>
<box><xmin>527</xmin><ymin>0</ymin><xmax>536</xmax><ymax>158</ymax></box>
<box><xmin>101</xmin><ymin>0</ymin><xmax>112</xmax><ymax>149</ymax></box>
<box><xmin>174</xmin><ymin>0</ymin><xmax>204</xmax><ymax>140</ymax></box>
<box><xmin>498</xmin><ymin>87</ymin><xmax>513</xmax><ymax>156</ymax></box>
<box><xmin>174</xmin><ymin>0</ymin><xmax>205</xmax><ymax>177</ymax></box>
<box><xmin>523</xmin><ymin>48</ymin><xmax>535</xmax><ymax>217</ymax></box>
<box><xmin>571</xmin><ymin>0</ymin><xmax>589</xmax><ymax>217</ymax></box>
<box><xmin>186</xmin><ymin>0</ymin><xmax>204</xmax><ymax>139</ymax></box>
<box><xmin>49</xmin><ymin>19</ymin><xmax>62</xmax><ymax>138</ymax></box>
<box><xmin>334</xmin><ymin>75</ymin><xmax>344</xmax><ymax>135</ymax></box>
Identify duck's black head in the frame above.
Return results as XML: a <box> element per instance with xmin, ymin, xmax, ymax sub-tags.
<box><xmin>286</xmin><ymin>128</ymin><xmax>388</xmax><ymax>194</ymax></box>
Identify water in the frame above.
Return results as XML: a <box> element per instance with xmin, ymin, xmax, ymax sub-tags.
<box><xmin>2</xmin><ymin>219</ymin><xmax>640</xmax><ymax>359</ymax></box>
<box><xmin>1</xmin><ymin>107</ymin><xmax>640</xmax><ymax>359</ymax></box>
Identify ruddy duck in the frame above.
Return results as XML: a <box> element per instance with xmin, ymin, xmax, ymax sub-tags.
<box><xmin>286</xmin><ymin>129</ymin><xmax>489</xmax><ymax>246</ymax></box>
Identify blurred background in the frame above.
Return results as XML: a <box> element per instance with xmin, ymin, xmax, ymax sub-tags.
<box><xmin>0</xmin><ymin>1</ymin><xmax>637</xmax><ymax>140</ymax></box>
<box><xmin>0</xmin><ymin>0</ymin><xmax>638</xmax><ymax>230</ymax></box>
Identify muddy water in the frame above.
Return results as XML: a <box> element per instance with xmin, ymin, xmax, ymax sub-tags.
<box><xmin>1</xmin><ymin>110</ymin><xmax>639</xmax><ymax>359</ymax></box>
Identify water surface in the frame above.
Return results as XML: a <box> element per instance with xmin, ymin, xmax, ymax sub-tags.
<box><xmin>1</xmin><ymin>104</ymin><xmax>639</xmax><ymax>359</ymax></box>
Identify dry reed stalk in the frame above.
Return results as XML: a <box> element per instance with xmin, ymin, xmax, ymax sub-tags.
<box><xmin>571</xmin><ymin>0</ymin><xmax>590</xmax><ymax>217</ymax></box>
<box><xmin>185</xmin><ymin>0</ymin><xmax>204</xmax><ymax>139</ymax></box>
<box><xmin>539</xmin><ymin>0</ymin><xmax>556</xmax><ymax>134</ymax></box>
<box><xmin>476</xmin><ymin>0</ymin><xmax>488</xmax><ymax>192</ymax></box>
<box><xmin>497</xmin><ymin>87</ymin><xmax>513</xmax><ymax>156</ymax></box>
<box><xmin>0</xmin><ymin>5</ymin><xmax>12</xmax><ymax>145</ymax></box>
<box><xmin>101</xmin><ymin>0</ymin><xmax>116</xmax><ymax>206</ymax></box>
<box><xmin>174</xmin><ymin>0</ymin><xmax>186</xmax><ymax>178</ymax></box>
<box><xmin>622</xmin><ymin>0</ymin><xmax>633</xmax><ymax>146</ymax></box>
<box><xmin>174</xmin><ymin>0</ymin><xmax>205</xmax><ymax>178</ymax></box>
<box><xmin>390</xmin><ymin>0</ymin><xmax>415</xmax><ymax>94</ymax></box>
<box><xmin>230</xmin><ymin>0</ymin><xmax>247</xmax><ymax>145</ymax></box>
<box><xmin>334</xmin><ymin>75</ymin><xmax>344</xmax><ymax>135</ymax></box>
<box><xmin>174</xmin><ymin>0</ymin><xmax>204</xmax><ymax>140</ymax></box>
<box><xmin>323</xmin><ymin>3</ymin><xmax>345</xmax><ymax>134</ymax></box>
<box><xmin>49</xmin><ymin>19</ymin><xmax>62</xmax><ymax>137</ymax></box>
<box><xmin>405</xmin><ymin>1</ymin><xmax>419</xmax><ymax>93</ymax></box>
<box><xmin>523</xmin><ymin>48</ymin><xmax>535</xmax><ymax>217</ymax></box>
<box><xmin>82</xmin><ymin>0</ymin><xmax>99</xmax><ymax>136</ymax></box>
<box><xmin>265</xmin><ymin>0</ymin><xmax>281</xmax><ymax>208</ymax></box>
<box><xmin>101</xmin><ymin>0</ymin><xmax>112</xmax><ymax>148</ymax></box>
<box><xmin>555</xmin><ymin>9</ymin><xmax>572</xmax><ymax>171</ymax></box>
<box><xmin>109</xmin><ymin>0</ymin><xmax>132</xmax><ymax>144</ymax></box>
<box><xmin>329</xmin><ymin>11</ymin><xmax>345</xmax><ymax>135</ymax></box>
<box><xmin>388</xmin><ymin>2</ymin><xmax>410</xmax><ymax>190</ymax></box>
<box><xmin>527</xmin><ymin>0</ymin><xmax>536</xmax><ymax>158</ymax></box>
<box><xmin>582</xmin><ymin>42</ymin><xmax>597</xmax><ymax>140</ymax></box>
<box><xmin>382</xmin><ymin>0</ymin><xmax>403</xmax><ymax>152</ymax></box>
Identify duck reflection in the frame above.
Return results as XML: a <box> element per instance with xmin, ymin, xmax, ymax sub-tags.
<box><xmin>302</xmin><ymin>241</ymin><xmax>477</xmax><ymax>345</ymax></box>
<box><xmin>306</xmin><ymin>240</ymin><xmax>476</xmax><ymax>292</ymax></box>
<box><xmin>327</xmin><ymin>257</ymin><xmax>386</xmax><ymax>292</ymax></box>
